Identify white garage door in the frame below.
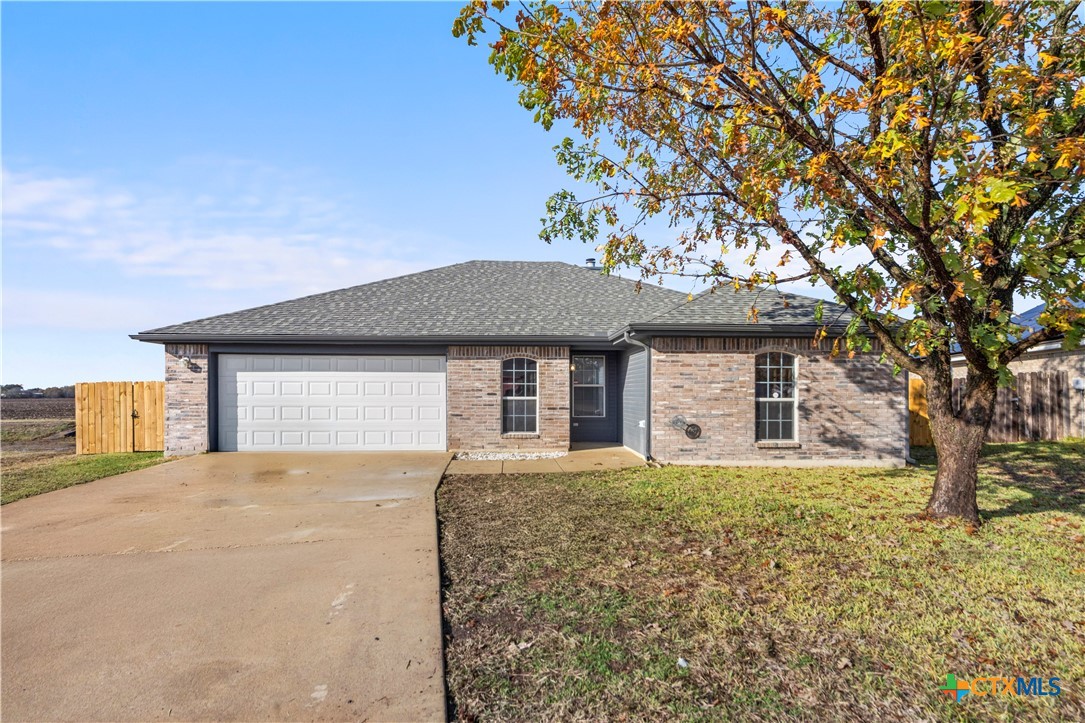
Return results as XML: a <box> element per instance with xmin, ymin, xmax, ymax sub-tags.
<box><xmin>217</xmin><ymin>354</ymin><xmax>446</xmax><ymax>451</ymax></box>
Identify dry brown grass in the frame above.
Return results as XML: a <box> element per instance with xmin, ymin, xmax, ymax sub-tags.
<box><xmin>439</xmin><ymin>441</ymin><xmax>1084</xmax><ymax>722</ymax></box>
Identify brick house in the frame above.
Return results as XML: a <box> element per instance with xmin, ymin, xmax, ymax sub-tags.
<box><xmin>132</xmin><ymin>260</ymin><xmax>908</xmax><ymax>466</ymax></box>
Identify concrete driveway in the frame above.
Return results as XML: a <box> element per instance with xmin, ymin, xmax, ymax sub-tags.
<box><xmin>1</xmin><ymin>452</ymin><xmax>452</xmax><ymax>722</ymax></box>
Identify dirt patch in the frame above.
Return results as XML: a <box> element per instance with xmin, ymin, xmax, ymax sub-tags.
<box><xmin>2</xmin><ymin>402</ymin><xmax>78</xmax><ymax>474</ymax></box>
<box><xmin>1</xmin><ymin>398</ymin><xmax>75</xmax><ymax>420</ymax></box>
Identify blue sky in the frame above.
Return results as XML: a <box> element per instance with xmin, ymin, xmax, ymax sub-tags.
<box><xmin>2</xmin><ymin>1</ymin><xmax>832</xmax><ymax>387</ymax></box>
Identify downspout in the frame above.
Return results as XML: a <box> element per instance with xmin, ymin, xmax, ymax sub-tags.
<box><xmin>621</xmin><ymin>331</ymin><xmax>653</xmax><ymax>461</ymax></box>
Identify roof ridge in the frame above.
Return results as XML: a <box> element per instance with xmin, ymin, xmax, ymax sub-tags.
<box><xmin>559</xmin><ymin>263</ymin><xmax>687</xmax><ymax>298</ymax></box>
<box><xmin>635</xmin><ymin>282</ymin><xmax>849</xmax><ymax>326</ymax></box>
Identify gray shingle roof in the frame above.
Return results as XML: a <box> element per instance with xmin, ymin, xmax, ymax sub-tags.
<box><xmin>136</xmin><ymin>261</ymin><xmax>688</xmax><ymax>340</ymax></box>
<box><xmin>630</xmin><ymin>285</ymin><xmax>854</xmax><ymax>330</ymax></box>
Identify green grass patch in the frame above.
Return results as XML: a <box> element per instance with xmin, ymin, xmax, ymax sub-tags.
<box><xmin>438</xmin><ymin>441</ymin><xmax>1084</xmax><ymax>721</ymax></box>
<box><xmin>0</xmin><ymin>419</ymin><xmax>75</xmax><ymax>443</ymax></box>
<box><xmin>1</xmin><ymin>452</ymin><xmax>167</xmax><ymax>504</ymax></box>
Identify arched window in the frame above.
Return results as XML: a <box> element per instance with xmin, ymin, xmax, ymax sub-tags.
<box><xmin>501</xmin><ymin>358</ymin><xmax>538</xmax><ymax>433</ymax></box>
<box><xmin>755</xmin><ymin>352</ymin><xmax>797</xmax><ymax>441</ymax></box>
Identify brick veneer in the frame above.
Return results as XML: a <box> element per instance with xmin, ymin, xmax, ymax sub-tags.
<box><xmin>165</xmin><ymin>343</ymin><xmax>209</xmax><ymax>457</ymax></box>
<box><xmin>447</xmin><ymin>345</ymin><xmax>570</xmax><ymax>451</ymax></box>
<box><xmin>651</xmin><ymin>337</ymin><xmax>906</xmax><ymax>466</ymax></box>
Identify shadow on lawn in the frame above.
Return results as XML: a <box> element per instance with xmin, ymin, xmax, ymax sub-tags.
<box><xmin>910</xmin><ymin>441</ymin><xmax>1085</xmax><ymax>520</ymax></box>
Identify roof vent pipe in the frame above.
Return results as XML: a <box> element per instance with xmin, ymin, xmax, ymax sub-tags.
<box><xmin>585</xmin><ymin>258</ymin><xmax>599</xmax><ymax>269</ymax></box>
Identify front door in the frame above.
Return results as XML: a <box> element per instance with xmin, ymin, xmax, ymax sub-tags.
<box><xmin>570</xmin><ymin>352</ymin><xmax>619</xmax><ymax>442</ymax></box>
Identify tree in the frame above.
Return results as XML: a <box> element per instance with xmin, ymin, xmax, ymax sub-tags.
<box><xmin>455</xmin><ymin>0</ymin><xmax>1085</xmax><ymax>524</ymax></box>
<box><xmin>2</xmin><ymin>384</ymin><xmax>26</xmax><ymax>398</ymax></box>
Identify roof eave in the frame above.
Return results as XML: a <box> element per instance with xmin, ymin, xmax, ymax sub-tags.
<box><xmin>611</xmin><ymin>322</ymin><xmax>856</xmax><ymax>339</ymax></box>
<box><xmin>130</xmin><ymin>332</ymin><xmax>618</xmax><ymax>346</ymax></box>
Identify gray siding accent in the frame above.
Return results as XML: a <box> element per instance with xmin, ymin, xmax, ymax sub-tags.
<box><xmin>619</xmin><ymin>347</ymin><xmax>648</xmax><ymax>456</ymax></box>
<box><xmin>570</xmin><ymin>351</ymin><xmax>620</xmax><ymax>443</ymax></box>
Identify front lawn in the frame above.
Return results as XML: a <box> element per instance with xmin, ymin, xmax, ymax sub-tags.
<box><xmin>1</xmin><ymin>452</ymin><xmax>168</xmax><ymax>505</ymax></box>
<box><xmin>438</xmin><ymin>441</ymin><xmax>1084</xmax><ymax>721</ymax></box>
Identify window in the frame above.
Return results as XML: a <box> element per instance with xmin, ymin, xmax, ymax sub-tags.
<box><xmin>571</xmin><ymin>355</ymin><xmax>605</xmax><ymax>417</ymax></box>
<box><xmin>502</xmin><ymin>358</ymin><xmax>538</xmax><ymax>433</ymax></box>
<box><xmin>756</xmin><ymin>352</ymin><xmax>797</xmax><ymax>441</ymax></box>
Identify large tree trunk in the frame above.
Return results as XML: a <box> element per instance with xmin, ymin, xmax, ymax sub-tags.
<box><xmin>923</xmin><ymin>366</ymin><xmax>998</xmax><ymax>526</ymax></box>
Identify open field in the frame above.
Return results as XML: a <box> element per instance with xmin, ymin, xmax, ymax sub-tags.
<box><xmin>1</xmin><ymin>397</ymin><xmax>75</xmax><ymax>420</ymax></box>
<box><xmin>439</xmin><ymin>441</ymin><xmax>1085</xmax><ymax>722</ymax></box>
<box><xmin>1</xmin><ymin>398</ymin><xmax>166</xmax><ymax>504</ymax></box>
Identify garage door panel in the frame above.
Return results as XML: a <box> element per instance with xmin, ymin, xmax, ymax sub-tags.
<box><xmin>363</xmin><ymin>430</ymin><xmax>387</xmax><ymax>446</ymax></box>
<box><xmin>334</xmin><ymin>431</ymin><xmax>357</xmax><ymax>445</ymax></box>
<box><xmin>281</xmin><ymin>381</ymin><xmax>304</xmax><ymax>396</ymax></box>
<box><xmin>308</xmin><ymin>431</ymin><xmax>333</xmax><ymax>446</ymax></box>
<box><xmin>363</xmin><ymin>358</ymin><xmax>387</xmax><ymax>372</ymax></box>
<box><xmin>218</xmin><ymin>355</ymin><xmax>446</xmax><ymax>451</ymax></box>
<box><xmin>308</xmin><ymin>381</ymin><xmax>333</xmax><ymax>396</ymax></box>
<box><xmin>418</xmin><ymin>430</ymin><xmax>441</xmax><ymax>446</ymax></box>
<box><xmin>252</xmin><ymin>431</ymin><xmax>277</xmax><ymax>446</ymax></box>
<box><xmin>252</xmin><ymin>406</ymin><xmax>277</xmax><ymax>421</ymax></box>
<box><xmin>391</xmin><ymin>430</ymin><xmax>415</xmax><ymax>446</ymax></box>
<box><xmin>280</xmin><ymin>357</ymin><xmax>304</xmax><ymax>372</ymax></box>
<box><xmin>252</xmin><ymin>381</ymin><xmax>276</xmax><ymax>396</ymax></box>
<box><xmin>222</xmin><ymin>356</ymin><xmax>248</xmax><ymax>372</ymax></box>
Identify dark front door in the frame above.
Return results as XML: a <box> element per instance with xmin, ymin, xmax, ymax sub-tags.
<box><xmin>570</xmin><ymin>351</ymin><xmax>619</xmax><ymax>442</ymax></box>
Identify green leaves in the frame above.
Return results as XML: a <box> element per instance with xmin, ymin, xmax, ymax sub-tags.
<box><xmin>455</xmin><ymin>0</ymin><xmax>1085</xmax><ymax>384</ymax></box>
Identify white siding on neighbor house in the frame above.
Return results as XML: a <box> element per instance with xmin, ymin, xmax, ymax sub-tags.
<box><xmin>217</xmin><ymin>354</ymin><xmax>446</xmax><ymax>451</ymax></box>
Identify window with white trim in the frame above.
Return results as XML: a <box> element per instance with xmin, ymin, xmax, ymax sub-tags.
<box><xmin>755</xmin><ymin>352</ymin><xmax>797</xmax><ymax>441</ymax></box>
<box><xmin>571</xmin><ymin>355</ymin><xmax>605</xmax><ymax>417</ymax></box>
<box><xmin>502</xmin><ymin>358</ymin><xmax>538</xmax><ymax>433</ymax></box>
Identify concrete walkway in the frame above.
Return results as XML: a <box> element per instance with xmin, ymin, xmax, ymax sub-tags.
<box><xmin>1</xmin><ymin>452</ymin><xmax>452</xmax><ymax>722</ymax></box>
<box><xmin>445</xmin><ymin>444</ymin><xmax>644</xmax><ymax>475</ymax></box>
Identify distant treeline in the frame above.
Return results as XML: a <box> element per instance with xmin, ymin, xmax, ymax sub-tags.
<box><xmin>1</xmin><ymin>384</ymin><xmax>76</xmax><ymax>399</ymax></box>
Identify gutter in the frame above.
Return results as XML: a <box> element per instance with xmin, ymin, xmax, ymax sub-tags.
<box><xmin>130</xmin><ymin>333</ymin><xmax>617</xmax><ymax>346</ymax></box>
<box><xmin>618</xmin><ymin>331</ymin><xmax>653</xmax><ymax>461</ymax></box>
<box><xmin>607</xmin><ymin>322</ymin><xmax>855</xmax><ymax>342</ymax></box>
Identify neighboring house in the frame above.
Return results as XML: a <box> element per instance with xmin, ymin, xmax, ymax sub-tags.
<box><xmin>132</xmin><ymin>260</ymin><xmax>907</xmax><ymax>466</ymax></box>
<box><xmin>950</xmin><ymin>301</ymin><xmax>1085</xmax><ymax>439</ymax></box>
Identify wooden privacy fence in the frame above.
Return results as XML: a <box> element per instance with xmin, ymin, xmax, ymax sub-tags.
<box><xmin>909</xmin><ymin>377</ymin><xmax>935</xmax><ymax>446</ymax></box>
<box><xmin>75</xmin><ymin>381</ymin><xmax>165</xmax><ymax>454</ymax></box>
<box><xmin>909</xmin><ymin>371</ymin><xmax>1072</xmax><ymax>446</ymax></box>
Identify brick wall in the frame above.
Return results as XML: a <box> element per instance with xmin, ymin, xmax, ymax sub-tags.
<box><xmin>164</xmin><ymin>343</ymin><xmax>209</xmax><ymax>457</ymax></box>
<box><xmin>650</xmin><ymin>337</ymin><xmax>906</xmax><ymax>466</ymax></box>
<box><xmin>952</xmin><ymin>347</ymin><xmax>1085</xmax><ymax>438</ymax></box>
<box><xmin>447</xmin><ymin>345</ymin><xmax>570</xmax><ymax>451</ymax></box>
